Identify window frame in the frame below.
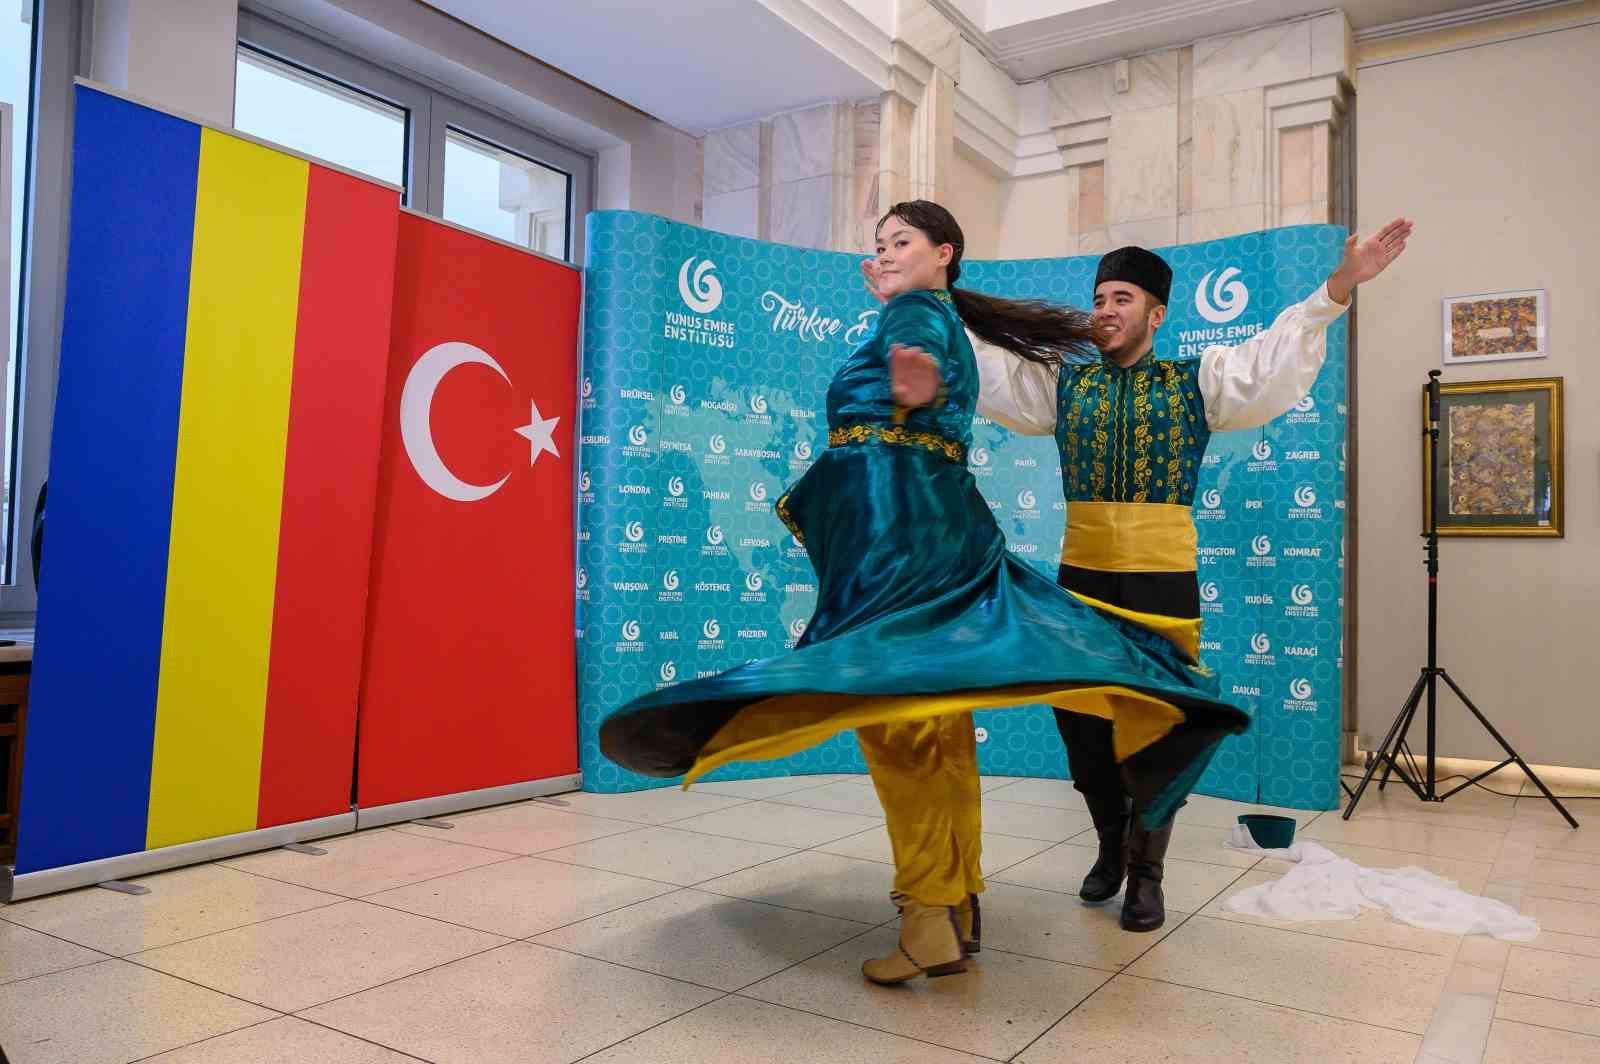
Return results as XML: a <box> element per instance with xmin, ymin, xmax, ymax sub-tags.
<box><xmin>237</xmin><ymin>11</ymin><xmax>593</xmax><ymax>265</ymax></box>
<box><xmin>0</xmin><ymin>0</ymin><xmax>75</xmax><ymax>619</ymax></box>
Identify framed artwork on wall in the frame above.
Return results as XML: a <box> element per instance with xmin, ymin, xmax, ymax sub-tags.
<box><xmin>1441</xmin><ymin>288</ymin><xmax>1546</xmax><ymax>366</ymax></box>
<box><xmin>1423</xmin><ymin>376</ymin><xmax>1563</xmax><ymax>537</ymax></box>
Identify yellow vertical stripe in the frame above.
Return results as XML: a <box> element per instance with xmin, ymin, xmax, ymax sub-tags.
<box><xmin>147</xmin><ymin>131</ymin><xmax>307</xmax><ymax>849</ymax></box>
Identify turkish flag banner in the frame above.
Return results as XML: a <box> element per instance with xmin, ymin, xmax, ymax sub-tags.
<box><xmin>358</xmin><ymin>213</ymin><xmax>579</xmax><ymax>807</ymax></box>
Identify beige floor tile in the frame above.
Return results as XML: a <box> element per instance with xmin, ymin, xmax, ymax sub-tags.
<box><xmin>1063</xmin><ymin>821</ymin><xmax>1261</xmax><ymax>869</ymax></box>
<box><xmin>366</xmin><ymin>856</ymin><xmax>676</xmax><ymax>938</ymax></box>
<box><xmin>585</xmin><ymin>995</ymin><xmax>990</xmax><ymax>1063</ymax></box>
<box><xmin>1519</xmin><ymin>929</ymin><xmax>1600</xmax><ymax>959</ymax></box>
<box><xmin>1512</xmin><ymin>803</ymin><xmax>1598</xmax><ymax>846</ymax></box>
<box><xmin>1178</xmin><ymin>793</ymin><xmax>1325</xmax><ymax>829</ymax></box>
<box><xmin>539</xmin><ymin>825</ymin><xmax>795</xmax><ymax>886</ymax></box>
<box><xmin>815</xmin><ymin>825</ymin><xmax>1053</xmax><ymax>875</ymax></box>
<box><xmin>1519</xmin><ymin>765</ymin><xmax>1600</xmax><ymax>797</ymax></box>
<box><xmin>773</xmin><ymin>780</ymin><xmax>895</xmax><ymax>817</ymax></box>
<box><xmin>301</xmin><ymin>942</ymin><xmax>718</xmax><ymax>1064</ymax></box>
<box><xmin>1535</xmin><ymin>844</ymin><xmax>1600</xmax><ymax>867</ymax></box>
<box><xmin>1018</xmin><ymin>974</ymin><xmax>1421</xmax><ymax>1063</ymax></box>
<box><xmin>1255</xmin><ymin>840</ymin><xmax>1495</xmax><ymax>893</ymax></box>
<box><xmin>1484</xmin><ymin>1018</ymin><xmax>1600</xmax><ymax>1063</ymax></box>
<box><xmin>980</xmin><ymin>775</ymin><xmax>1032</xmax><ymax>793</ymax></box>
<box><xmin>1</xmin><ymin>864</ymin><xmax>343</xmax><ymax>956</ymax></box>
<box><xmin>1203</xmin><ymin>870</ymin><xmax>1464</xmax><ymax>956</ymax></box>
<box><xmin>391</xmin><ymin>802</ymin><xmax>641</xmax><ymax>854</ymax></box>
<box><xmin>671</xmin><ymin>800</ymin><xmax>881</xmax><ymax>849</ymax></box>
<box><xmin>1301</xmin><ymin>815</ymin><xmax>1506</xmax><ymax>863</ymax></box>
<box><xmin>1524</xmin><ymin>895</ymin><xmax>1600</xmax><ymax>938</ymax></box>
<box><xmin>691</xmin><ymin>774</ymin><xmax>851</xmax><ymax>799</ymax></box>
<box><xmin>553</xmin><ymin>787</ymin><xmax>752</xmax><ymax>824</ymax></box>
<box><xmin>697</xmin><ymin>850</ymin><xmax>898</xmax><ymax>925</ymax></box>
<box><xmin>1503</xmin><ymin>944</ymin><xmax>1600</xmax><ymax>1007</ymax></box>
<box><xmin>221</xmin><ymin>828</ymin><xmax>510</xmax><ymax>898</ymax></box>
<box><xmin>975</xmin><ymin>881</ymin><xmax>1185</xmax><ymax>969</ymax></box>
<box><xmin>0</xmin><ymin>959</ymin><xmax>273</xmax><ymax>1064</ymax></box>
<box><xmin>1529</xmin><ymin>855</ymin><xmax>1600</xmax><ymax>890</ymax></box>
<box><xmin>1525</xmin><ymin>881</ymin><xmax>1600</xmax><ymax>906</ymax></box>
<box><xmin>994</xmin><ymin>845</ymin><xmax>1247</xmax><ymax>913</ymax></box>
<box><xmin>743</xmin><ymin>926</ymin><xmax>1110</xmax><ymax>1060</ymax></box>
<box><xmin>974</xmin><ymin>798</ymin><xmax>1095</xmax><ymax>842</ymax></box>
<box><xmin>983</xmin><ymin>777</ymin><xmax>1085</xmax><ymax>810</ymax></box>
<box><xmin>1126</xmin><ymin>915</ymin><xmax>1450</xmax><ymax>1033</ymax></box>
<box><xmin>535</xmin><ymin>888</ymin><xmax>872</xmax><ymax>991</ymax></box>
<box><xmin>140</xmin><ymin>1016</ymin><xmax>419</xmax><ymax>1063</ymax></box>
<box><xmin>0</xmin><ymin>921</ymin><xmax>106</xmax><ymax>984</ymax></box>
<box><xmin>1497</xmin><ymin>990</ymin><xmax>1600</xmax><ymax>1037</ymax></box>
<box><xmin>1337</xmin><ymin>790</ymin><xmax>1520</xmax><ymax>834</ymax></box>
<box><xmin>131</xmin><ymin>900</ymin><xmax>506</xmax><ymax>1012</ymax></box>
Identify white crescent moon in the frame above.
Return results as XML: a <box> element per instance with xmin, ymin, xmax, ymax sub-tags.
<box><xmin>401</xmin><ymin>341</ymin><xmax>510</xmax><ymax>502</ymax></box>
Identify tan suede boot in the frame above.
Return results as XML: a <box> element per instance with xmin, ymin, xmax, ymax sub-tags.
<box><xmin>953</xmin><ymin>893</ymin><xmax>981</xmax><ymax>955</ymax></box>
<box><xmin>862</xmin><ymin>900</ymin><xmax>968</xmax><ymax>984</ymax></box>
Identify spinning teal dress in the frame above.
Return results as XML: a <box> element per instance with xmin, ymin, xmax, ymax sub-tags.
<box><xmin>600</xmin><ymin>289</ymin><xmax>1250</xmax><ymax>826</ymax></box>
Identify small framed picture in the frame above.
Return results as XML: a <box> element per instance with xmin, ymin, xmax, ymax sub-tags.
<box><xmin>1422</xmin><ymin>376</ymin><xmax>1563</xmax><ymax>537</ymax></box>
<box><xmin>1441</xmin><ymin>289</ymin><xmax>1546</xmax><ymax>366</ymax></box>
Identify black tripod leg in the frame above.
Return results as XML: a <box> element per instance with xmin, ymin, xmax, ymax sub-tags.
<box><xmin>1344</xmin><ymin>674</ymin><xmax>1427</xmax><ymax>820</ymax></box>
<box><xmin>1380</xmin><ymin>671</ymin><xmax>1427</xmax><ymax>794</ymax></box>
<box><xmin>1437</xmin><ymin>671</ymin><xmax>1579</xmax><ymax>829</ymax></box>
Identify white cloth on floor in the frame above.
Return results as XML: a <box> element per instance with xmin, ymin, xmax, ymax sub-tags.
<box><xmin>1221</xmin><ymin>827</ymin><xmax>1539</xmax><ymax>942</ymax></box>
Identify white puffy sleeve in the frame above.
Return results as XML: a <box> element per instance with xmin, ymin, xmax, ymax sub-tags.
<box><xmin>1199</xmin><ymin>283</ymin><xmax>1349</xmax><ymax>432</ymax></box>
<box><xmin>970</xmin><ymin>331</ymin><xmax>1060</xmax><ymax>437</ymax></box>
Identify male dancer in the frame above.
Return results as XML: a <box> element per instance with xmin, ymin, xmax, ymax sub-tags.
<box><xmin>882</xmin><ymin>218</ymin><xmax>1412</xmax><ymax>931</ymax></box>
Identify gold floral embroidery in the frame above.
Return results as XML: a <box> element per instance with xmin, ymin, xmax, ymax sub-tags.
<box><xmin>828</xmin><ymin>423</ymin><xmax>966</xmax><ymax>464</ymax></box>
<box><xmin>1090</xmin><ymin>369</ymin><xmax>1110</xmax><ymax>500</ymax></box>
<box><xmin>1132</xmin><ymin>367</ymin><xmax>1154</xmax><ymax>503</ymax></box>
<box><xmin>1162</xmin><ymin>364</ymin><xmax>1185</xmax><ymax>503</ymax></box>
<box><xmin>775</xmin><ymin>493</ymin><xmax>803</xmax><ymax>542</ymax></box>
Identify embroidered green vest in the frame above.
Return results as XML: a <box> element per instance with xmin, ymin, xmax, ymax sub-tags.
<box><xmin>1055</xmin><ymin>352</ymin><xmax>1212</xmax><ymax>506</ymax></box>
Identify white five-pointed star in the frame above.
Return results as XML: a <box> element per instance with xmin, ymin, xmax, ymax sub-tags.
<box><xmin>513</xmin><ymin>400</ymin><xmax>561</xmax><ymax>464</ymax></box>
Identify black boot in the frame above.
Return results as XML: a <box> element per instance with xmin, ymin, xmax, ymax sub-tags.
<box><xmin>1079</xmin><ymin>793</ymin><xmax>1131</xmax><ymax>903</ymax></box>
<box><xmin>1121</xmin><ymin>817</ymin><xmax>1173</xmax><ymax>932</ymax></box>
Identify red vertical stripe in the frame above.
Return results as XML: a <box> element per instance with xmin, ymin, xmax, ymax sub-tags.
<box><xmin>257</xmin><ymin>167</ymin><xmax>400</xmax><ymax>828</ymax></box>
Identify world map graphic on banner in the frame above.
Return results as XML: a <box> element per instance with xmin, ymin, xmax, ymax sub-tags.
<box><xmin>578</xmin><ymin>212</ymin><xmax>1348</xmax><ymax>810</ymax></box>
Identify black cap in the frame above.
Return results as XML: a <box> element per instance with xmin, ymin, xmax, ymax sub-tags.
<box><xmin>1094</xmin><ymin>246</ymin><xmax>1173</xmax><ymax>305</ymax></box>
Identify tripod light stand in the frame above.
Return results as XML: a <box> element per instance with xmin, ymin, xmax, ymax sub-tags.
<box><xmin>1343</xmin><ymin>370</ymin><xmax>1577</xmax><ymax>827</ymax></box>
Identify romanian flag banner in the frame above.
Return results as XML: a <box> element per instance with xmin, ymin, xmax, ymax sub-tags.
<box><xmin>18</xmin><ymin>86</ymin><xmax>400</xmax><ymax>873</ymax></box>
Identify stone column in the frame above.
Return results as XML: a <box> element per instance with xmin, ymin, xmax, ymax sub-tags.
<box><xmin>702</xmin><ymin>122</ymin><xmax>767</xmax><ymax>240</ymax></box>
<box><xmin>91</xmin><ymin>0</ymin><xmax>239</xmax><ymax>128</ymax></box>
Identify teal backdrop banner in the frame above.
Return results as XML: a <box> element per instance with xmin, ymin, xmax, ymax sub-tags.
<box><xmin>577</xmin><ymin>212</ymin><xmax>1348</xmax><ymax>810</ymax></box>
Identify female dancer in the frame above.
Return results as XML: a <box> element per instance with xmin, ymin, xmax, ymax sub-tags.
<box><xmin>601</xmin><ymin>201</ymin><xmax>1248</xmax><ymax>984</ymax></box>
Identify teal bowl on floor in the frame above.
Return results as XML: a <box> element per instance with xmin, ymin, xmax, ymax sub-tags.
<box><xmin>1239</xmin><ymin>814</ymin><xmax>1297</xmax><ymax>849</ymax></box>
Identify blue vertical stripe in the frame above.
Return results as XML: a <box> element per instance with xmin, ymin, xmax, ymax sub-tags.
<box><xmin>17</xmin><ymin>87</ymin><xmax>200</xmax><ymax>873</ymax></box>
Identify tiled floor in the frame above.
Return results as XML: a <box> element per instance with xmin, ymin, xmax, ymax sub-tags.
<box><xmin>2</xmin><ymin>761</ymin><xmax>1596</xmax><ymax>1063</ymax></box>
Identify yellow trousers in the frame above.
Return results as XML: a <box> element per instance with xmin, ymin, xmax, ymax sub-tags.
<box><xmin>857</xmin><ymin>712</ymin><xmax>984</xmax><ymax>907</ymax></box>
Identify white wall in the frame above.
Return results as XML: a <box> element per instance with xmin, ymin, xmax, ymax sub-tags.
<box><xmin>1355</xmin><ymin>21</ymin><xmax>1600</xmax><ymax>768</ymax></box>
<box><xmin>91</xmin><ymin>0</ymin><xmax>238</xmax><ymax>126</ymax></box>
<box><xmin>995</xmin><ymin>171</ymin><xmax>1072</xmax><ymax>259</ymax></box>
<box><xmin>947</xmin><ymin>143</ymin><xmax>1004</xmax><ymax>259</ymax></box>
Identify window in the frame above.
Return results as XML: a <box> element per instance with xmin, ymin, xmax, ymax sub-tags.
<box><xmin>443</xmin><ymin>128</ymin><xmax>570</xmax><ymax>259</ymax></box>
<box><xmin>236</xmin><ymin>13</ymin><xmax>593</xmax><ymax>265</ymax></box>
<box><xmin>0</xmin><ymin>3</ymin><xmax>36</xmax><ymax>584</ymax></box>
<box><xmin>233</xmin><ymin>47</ymin><xmax>406</xmax><ymax>188</ymax></box>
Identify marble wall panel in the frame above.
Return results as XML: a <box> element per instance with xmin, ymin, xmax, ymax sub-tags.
<box><xmin>1049</xmin><ymin>50</ymin><xmax>1180</xmax><ymax>126</ymax></box>
<box><xmin>1106</xmin><ymin>105</ymin><xmax>1178</xmax><ymax>224</ymax></box>
<box><xmin>1195</xmin><ymin>20</ymin><xmax>1312</xmax><ymax>97</ymax></box>
<box><xmin>772</xmin><ymin>104</ymin><xmax>840</xmax><ymax>183</ymax></box>
<box><xmin>769</xmin><ymin>175</ymin><xmax>834</xmax><ymax>250</ymax></box>
<box><xmin>1108</xmin><ymin>216</ymin><xmax>1178</xmax><ymax>248</ymax></box>
<box><xmin>703</xmin><ymin>186</ymin><xmax>760</xmax><ymax>238</ymax></box>
<box><xmin>704</xmin><ymin>122</ymin><xmax>761</xmax><ymax>196</ymax></box>
<box><xmin>1191</xmin><ymin>88</ymin><xmax>1265</xmax><ymax>212</ymax></box>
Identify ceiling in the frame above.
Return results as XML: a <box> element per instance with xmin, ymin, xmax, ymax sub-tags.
<box><xmin>422</xmin><ymin>0</ymin><xmax>883</xmax><ymax>134</ymax></box>
<box><xmin>423</xmin><ymin>1</ymin><xmax>1529</xmax><ymax>131</ymax></box>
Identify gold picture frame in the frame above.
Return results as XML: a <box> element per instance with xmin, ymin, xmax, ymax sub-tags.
<box><xmin>1422</xmin><ymin>376</ymin><xmax>1562</xmax><ymax>537</ymax></box>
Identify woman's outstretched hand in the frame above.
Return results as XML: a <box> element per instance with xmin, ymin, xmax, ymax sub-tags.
<box><xmin>890</xmin><ymin>344</ymin><xmax>941</xmax><ymax>408</ymax></box>
<box><xmin>861</xmin><ymin>259</ymin><xmax>889</xmax><ymax>305</ymax></box>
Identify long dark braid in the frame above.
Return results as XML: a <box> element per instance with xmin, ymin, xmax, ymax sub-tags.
<box><xmin>877</xmin><ymin>201</ymin><xmax>1099</xmax><ymax>367</ymax></box>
